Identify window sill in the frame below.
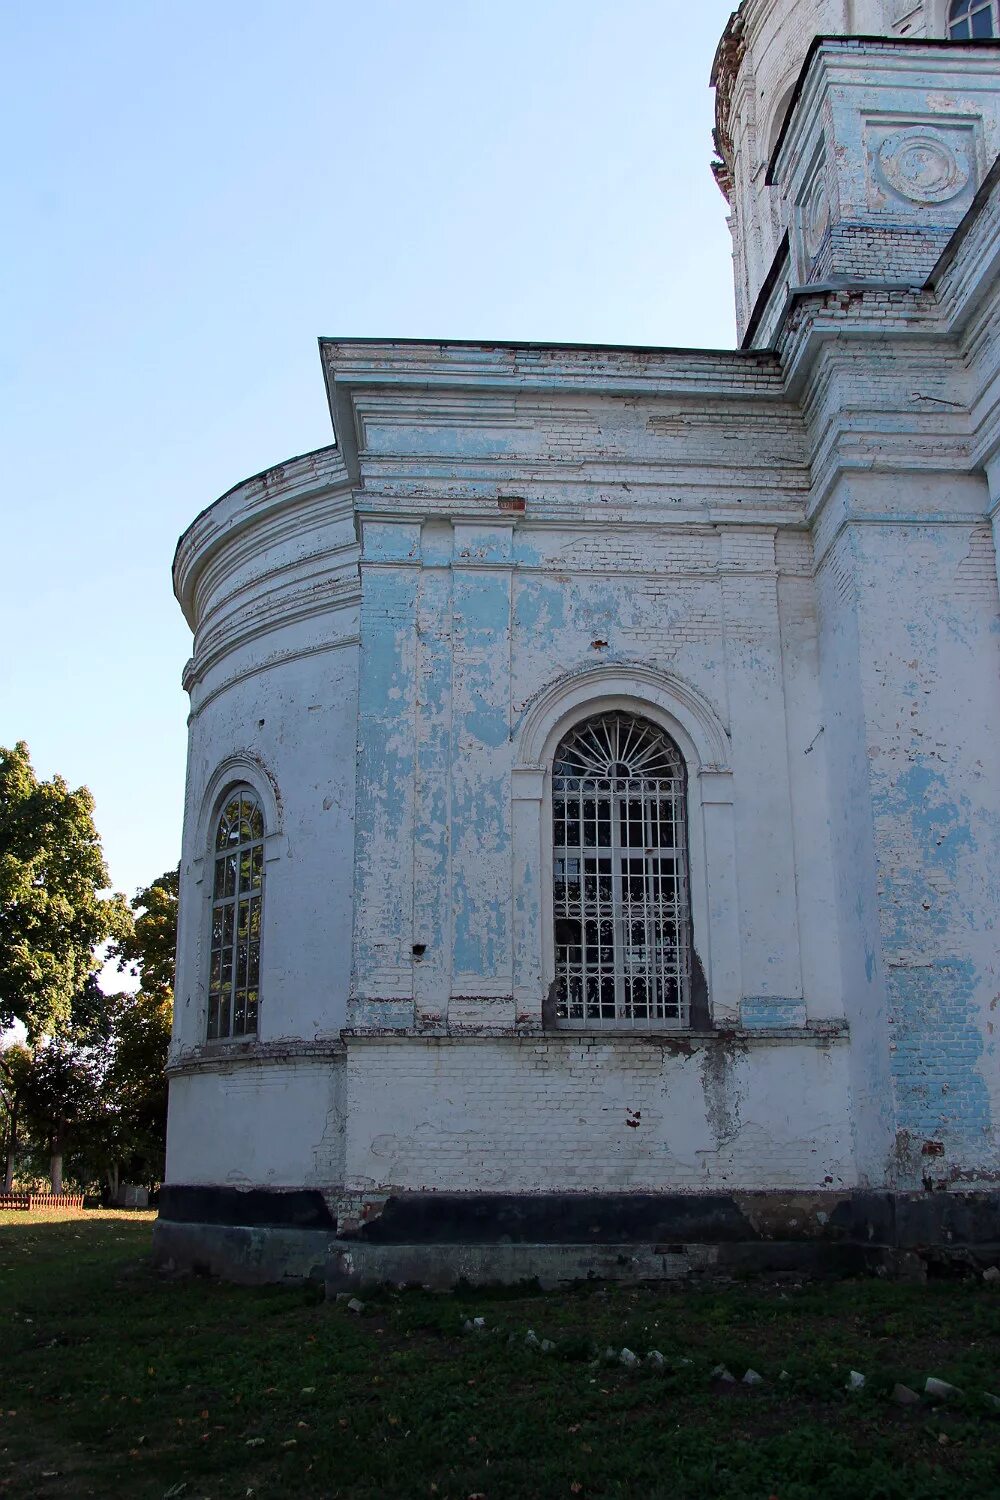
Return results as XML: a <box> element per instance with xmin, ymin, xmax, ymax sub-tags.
<box><xmin>341</xmin><ymin>1023</ymin><xmax>849</xmax><ymax>1046</ymax></box>
<box><xmin>166</xmin><ymin>1037</ymin><xmax>347</xmax><ymax>1077</ymax></box>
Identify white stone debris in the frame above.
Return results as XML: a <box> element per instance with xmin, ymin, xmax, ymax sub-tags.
<box><xmin>645</xmin><ymin>1351</ymin><xmax>666</xmax><ymax>1369</ymax></box>
<box><xmin>846</xmin><ymin>1371</ymin><xmax>866</xmax><ymax>1391</ymax></box>
<box><xmin>892</xmin><ymin>1384</ymin><xmax>921</xmax><ymax>1406</ymax></box>
<box><xmin>346</xmin><ymin>1297</ymin><xmax>365</xmax><ymax>1315</ymax></box>
<box><xmin>982</xmin><ymin>1392</ymin><xmax>1000</xmax><ymax>1411</ymax></box>
<box><xmin>710</xmin><ymin>1364</ymin><xmax>736</xmax><ymax>1383</ymax></box>
<box><xmin>779</xmin><ymin>1371</ymin><xmax>790</xmax><ymax>1382</ymax></box>
<box><xmin>983</xmin><ymin>1266</ymin><xmax>1000</xmax><ymax>1284</ymax></box>
<box><xmin>540</xmin><ymin>1339</ymin><xmax>556</xmax><ymax>1353</ymax></box>
<box><xmin>742</xmin><ymin>1369</ymin><xmax>764</xmax><ymax>1385</ymax></box>
<box><xmin>619</xmin><ymin>1348</ymin><xmax>640</xmax><ymax>1368</ymax></box>
<box><xmin>525</xmin><ymin>1330</ymin><xmax>541</xmax><ymax>1349</ymax></box>
<box><xmin>925</xmin><ymin>1377</ymin><xmax>962</xmax><ymax>1400</ymax></box>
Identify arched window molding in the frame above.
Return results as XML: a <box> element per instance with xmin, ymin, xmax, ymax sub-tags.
<box><xmin>207</xmin><ymin>787</ymin><xmax>265</xmax><ymax>1040</ymax></box>
<box><xmin>947</xmin><ymin>0</ymin><xmax>998</xmax><ymax>36</ymax></box>
<box><xmin>551</xmin><ymin>712</ymin><xmax>693</xmax><ymax>1029</ymax></box>
<box><xmin>184</xmin><ymin>755</ymin><xmax>285</xmax><ymax>1047</ymax></box>
<box><xmin>512</xmin><ymin>665</ymin><xmax>742</xmax><ymax>1031</ymax></box>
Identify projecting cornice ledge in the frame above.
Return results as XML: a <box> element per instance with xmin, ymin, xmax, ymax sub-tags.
<box><xmin>172</xmin><ymin>445</ymin><xmax>351</xmax><ymax>630</ymax></box>
<box><xmin>319</xmin><ymin>336</ymin><xmax>790</xmax><ymax>483</ymax></box>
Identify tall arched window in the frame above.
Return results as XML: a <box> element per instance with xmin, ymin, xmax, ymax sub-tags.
<box><xmin>948</xmin><ymin>0</ymin><xmax>998</xmax><ymax>37</ymax></box>
<box><xmin>208</xmin><ymin>788</ymin><xmax>264</xmax><ymax>1040</ymax></box>
<box><xmin>552</xmin><ymin>712</ymin><xmax>691</xmax><ymax>1028</ymax></box>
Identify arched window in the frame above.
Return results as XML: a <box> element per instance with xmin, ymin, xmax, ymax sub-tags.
<box><xmin>208</xmin><ymin>788</ymin><xmax>264</xmax><ymax>1040</ymax></box>
<box><xmin>552</xmin><ymin>712</ymin><xmax>691</xmax><ymax>1028</ymax></box>
<box><xmin>948</xmin><ymin>0</ymin><xmax>998</xmax><ymax>37</ymax></box>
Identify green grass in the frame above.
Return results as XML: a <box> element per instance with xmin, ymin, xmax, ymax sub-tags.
<box><xmin>1</xmin><ymin>1211</ymin><xmax>999</xmax><ymax>1499</ymax></box>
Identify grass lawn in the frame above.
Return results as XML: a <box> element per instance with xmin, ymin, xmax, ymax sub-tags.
<box><xmin>0</xmin><ymin>1211</ymin><xmax>998</xmax><ymax>1499</ymax></box>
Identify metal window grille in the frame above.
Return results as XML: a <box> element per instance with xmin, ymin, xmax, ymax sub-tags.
<box><xmin>208</xmin><ymin>789</ymin><xmax>264</xmax><ymax>1040</ymax></box>
<box><xmin>948</xmin><ymin>0</ymin><xmax>998</xmax><ymax>37</ymax></box>
<box><xmin>552</xmin><ymin>713</ymin><xmax>692</xmax><ymax>1029</ymax></box>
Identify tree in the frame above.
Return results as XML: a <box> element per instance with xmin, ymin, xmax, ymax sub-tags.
<box><xmin>0</xmin><ymin>743</ymin><xmax>130</xmax><ymax>1042</ymax></box>
<box><xmin>0</xmin><ymin>1042</ymin><xmax>32</xmax><ymax>1192</ymax></box>
<box><xmin>18</xmin><ymin>1039</ymin><xmax>102</xmax><ymax>1194</ymax></box>
<box><xmin>110</xmin><ymin>867</ymin><xmax>179</xmax><ymax>995</ymax></box>
<box><xmin>89</xmin><ymin>867</ymin><xmax>178</xmax><ymax>1196</ymax></box>
<box><xmin>98</xmin><ymin>988</ymin><xmax>173</xmax><ymax>1196</ymax></box>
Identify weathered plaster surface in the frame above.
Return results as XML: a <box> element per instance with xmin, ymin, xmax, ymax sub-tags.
<box><xmin>161</xmin><ymin>7</ymin><xmax>1000</xmax><ymax>1253</ymax></box>
<box><xmin>343</xmin><ymin>1036</ymin><xmax>854</xmax><ymax>1194</ymax></box>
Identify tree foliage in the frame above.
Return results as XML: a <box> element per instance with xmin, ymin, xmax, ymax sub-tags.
<box><xmin>0</xmin><ymin>742</ymin><xmax>178</xmax><ymax>1194</ymax></box>
<box><xmin>0</xmin><ymin>742</ymin><xmax>130</xmax><ymax>1042</ymax></box>
<box><xmin>110</xmin><ymin>867</ymin><xmax>179</xmax><ymax>994</ymax></box>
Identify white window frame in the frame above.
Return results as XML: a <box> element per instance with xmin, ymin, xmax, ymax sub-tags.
<box><xmin>947</xmin><ymin>0</ymin><xmax>999</xmax><ymax>36</ymax></box>
<box><xmin>511</xmin><ymin>665</ymin><xmax>741</xmax><ymax>1032</ymax></box>
<box><xmin>551</xmin><ymin>712</ymin><xmax>693</xmax><ymax>1030</ymax></box>
<box><xmin>177</xmin><ymin>755</ymin><xmax>285</xmax><ymax>1052</ymax></box>
<box><xmin>208</xmin><ymin>786</ymin><xmax>265</xmax><ymax>1041</ymax></box>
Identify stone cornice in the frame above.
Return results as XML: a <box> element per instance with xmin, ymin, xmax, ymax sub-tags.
<box><xmin>173</xmin><ymin>445</ymin><xmax>351</xmax><ymax>630</ymax></box>
<box><xmin>320</xmin><ymin>340</ymin><xmax>788</xmax><ymax>490</ymax></box>
<box><xmin>341</xmin><ymin>1024</ymin><xmax>849</xmax><ymax>1047</ymax></box>
<box><xmin>167</xmin><ymin>1038</ymin><xmax>347</xmax><ymax>1078</ymax></box>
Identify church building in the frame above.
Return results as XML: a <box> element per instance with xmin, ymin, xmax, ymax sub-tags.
<box><xmin>156</xmin><ymin>0</ymin><xmax>1000</xmax><ymax>1284</ymax></box>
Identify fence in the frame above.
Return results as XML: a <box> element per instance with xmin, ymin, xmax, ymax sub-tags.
<box><xmin>0</xmin><ymin>1192</ymin><xmax>85</xmax><ymax>1212</ymax></box>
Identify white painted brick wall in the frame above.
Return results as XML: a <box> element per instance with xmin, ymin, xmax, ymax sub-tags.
<box><xmin>344</xmin><ymin>1037</ymin><xmax>855</xmax><ymax>1194</ymax></box>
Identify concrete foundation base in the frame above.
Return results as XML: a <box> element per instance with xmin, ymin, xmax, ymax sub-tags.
<box><xmin>153</xmin><ymin>1188</ymin><xmax>1000</xmax><ymax>1288</ymax></box>
<box><xmin>327</xmin><ymin>1239</ymin><xmax>875</xmax><ymax>1290</ymax></box>
<box><xmin>152</xmin><ymin>1219</ymin><xmax>333</xmax><ymax>1285</ymax></box>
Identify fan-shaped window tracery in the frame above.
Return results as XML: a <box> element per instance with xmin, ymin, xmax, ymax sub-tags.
<box><xmin>948</xmin><ymin>0</ymin><xmax>998</xmax><ymax>38</ymax></box>
<box><xmin>552</xmin><ymin>713</ymin><xmax>692</xmax><ymax>1028</ymax></box>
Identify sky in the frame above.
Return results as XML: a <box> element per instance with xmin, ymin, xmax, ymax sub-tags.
<box><xmin>2</xmin><ymin>0</ymin><xmax>738</xmax><ymax>907</ymax></box>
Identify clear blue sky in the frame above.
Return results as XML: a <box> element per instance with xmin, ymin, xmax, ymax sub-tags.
<box><xmin>2</xmin><ymin>0</ymin><xmax>737</xmax><ymax>905</ymax></box>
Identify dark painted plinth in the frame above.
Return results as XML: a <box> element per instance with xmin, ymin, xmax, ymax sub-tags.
<box><xmin>152</xmin><ymin>1187</ymin><xmax>1000</xmax><ymax>1287</ymax></box>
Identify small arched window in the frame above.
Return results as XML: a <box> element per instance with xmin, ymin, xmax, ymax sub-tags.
<box><xmin>208</xmin><ymin>788</ymin><xmax>264</xmax><ymax>1040</ymax></box>
<box><xmin>552</xmin><ymin>712</ymin><xmax>691</xmax><ymax>1028</ymax></box>
<box><xmin>948</xmin><ymin>0</ymin><xmax>998</xmax><ymax>37</ymax></box>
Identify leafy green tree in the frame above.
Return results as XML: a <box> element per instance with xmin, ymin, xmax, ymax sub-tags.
<box><xmin>98</xmin><ymin>988</ymin><xmax>173</xmax><ymax>1195</ymax></box>
<box><xmin>0</xmin><ymin>1041</ymin><xmax>32</xmax><ymax>1192</ymax></box>
<box><xmin>0</xmin><ymin>742</ymin><xmax>130</xmax><ymax>1042</ymax></box>
<box><xmin>18</xmin><ymin>1039</ymin><xmax>102</xmax><ymax>1194</ymax></box>
<box><xmin>110</xmin><ymin>867</ymin><xmax>179</xmax><ymax>995</ymax></box>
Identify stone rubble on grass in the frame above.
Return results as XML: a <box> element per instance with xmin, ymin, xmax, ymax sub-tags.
<box><xmin>540</xmin><ymin>1339</ymin><xmax>556</xmax><ymax>1353</ymax></box>
<box><xmin>892</xmin><ymin>1384</ymin><xmax>921</xmax><ymax>1406</ymax></box>
<box><xmin>463</xmin><ymin>1317</ymin><xmax>488</xmax><ymax>1334</ymax></box>
<box><xmin>742</xmin><ymin>1370</ymin><xmax>763</xmax><ymax>1386</ymax></box>
<box><xmin>645</xmin><ymin>1351</ymin><xmax>665</xmax><ymax>1369</ymax></box>
<box><xmin>334</xmin><ymin>1292</ymin><xmax>351</xmax><ymax>1302</ymax></box>
<box><xmin>982</xmin><ymin>1392</ymin><xmax>1000</xmax><ymax>1411</ymax></box>
<box><xmin>710</xmin><ymin>1364</ymin><xmax>736</xmax><ymax>1383</ymax></box>
<box><xmin>346</xmin><ymin>1298</ymin><xmax>365</xmax><ymax>1315</ymax></box>
<box><xmin>619</xmin><ymin>1348</ymin><xmax>640</xmax><ymax>1368</ymax></box>
<box><xmin>846</xmin><ymin>1371</ymin><xmax>866</xmax><ymax>1391</ymax></box>
<box><xmin>779</xmin><ymin>1371</ymin><xmax>790</xmax><ymax>1382</ymax></box>
<box><xmin>983</xmin><ymin>1266</ymin><xmax>1000</xmax><ymax>1284</ymax></box>
<box><xmin>925</xmin><ymin>1377</ymin><xmax>963</xmax><ymax>1400</ymax></box>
